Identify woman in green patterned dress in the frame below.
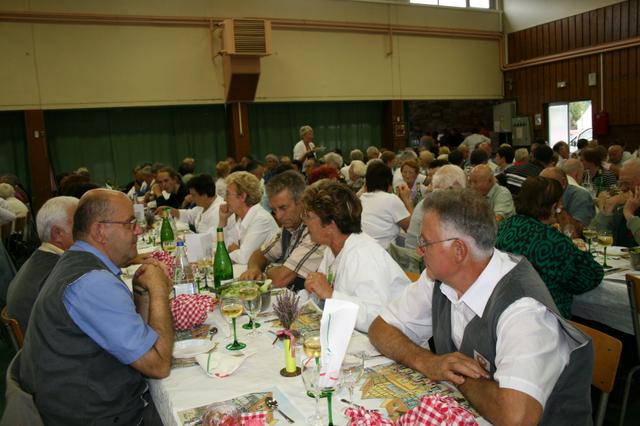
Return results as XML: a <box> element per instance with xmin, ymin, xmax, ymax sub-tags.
<box><xmin>496</xmin><ymin>176</ymin><xmax>603</xmax><ymax>318</ymax></box>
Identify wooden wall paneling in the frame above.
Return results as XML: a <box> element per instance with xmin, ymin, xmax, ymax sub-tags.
<box><xmin>529</xmin><ymin>27</ymin><xmax>536</xmax><ymax>60</ymax></box>
<box><xmin>555</xmin><ymin>21</ymin><xmax>563</xmax><ymax>55</ymax></box>
<box><xmin>543</xmin><ymin>23</ymin><xmax>551</xmax><ymax>57</ymax></box>
<box><xmin>630</xmin><ymin>0</ymin><xmax>638</xmax><ymax>38</ymax></box>
<box><xmin>568</xmin><ymin>16</ymin><xmax>576</xmax><ymax>51</ymax></box>
<box><xmin>569</xmin><ymin>58</ymin><xmax>577</xmax><ymax>101</ymax></box>
<box><xmin>562</xmin><ymin>18</ymin><xmax>570</xmax><ymax>52</ymax></box>
<box><xmin>606</xmin><ymin>5</ymin><xmax>615</xmax><ymax>43</ymax></box>
<box><xmin>598</xmin><ymin>8</ymin><xmax>606</xmax><ymax>45</ymax></box>
<box><xmin>620</xmin><ymin>49</ymin><xmax>629</xmax><ymax>124</ymax></box>
<box><xmin>508</xmin><ymin>33</ymin><xmax>516</xmax><ymax>63</ymax></box>
<box><xmin>611</xmin><ymin>51</ymin><xmax>620</xmax><ymax>123</ymax></box>
<box><xmin>537</xmin><ymin>26</ymin><xmax>544</xmax><ymax>59</ymax></box>
<box><xmin>575</xmin><ymin>14</ymin><xmax>583</xmax><ymax>50</ymax></box>
<box><xmin>620</xmin><ymin>2</ymin><xmax>629</xmax><ymax>40</ymax></box>
<box><xmin>630</xmin><ymin>48</ymin><xmax>637</xmax><ymax>123</ymax></box>
<box><xmin>604</xmin><ymin>52</ymin><xmax>613</xmax><ymax>117</ymax></box>
<box><xmin>590</xmin><ymin>11</ymin><xmax>599</xmax><ymax>47</ymax></box>
<box><xmin>582</xmin><ymin>11</ymin><xmax>591</xmax><ymax>48</ymax></box>
<box><xmin>592</xmin><ymin>55</ymin><xmax>601</xmax><ymax>113</ymax></box>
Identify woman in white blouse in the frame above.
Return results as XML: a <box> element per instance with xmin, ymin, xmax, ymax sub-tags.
<box><xmin>360</xmin><ymin>161</ymin><xmax>411</xmax><ymax>248</ymax></box>
<box><xmin>302</xmin><ymin>180</ymin><xmax>410</xmax><ymax>332</ymax></box>
<box><xmin>165</xmin><ymin>174</ymin><xmax>231</xmax><ymax>234</ymax></box>
<box><xmin>219</xmin><ymin>171</ymin><xmax>278</xmax><ymax>264</ymax></box>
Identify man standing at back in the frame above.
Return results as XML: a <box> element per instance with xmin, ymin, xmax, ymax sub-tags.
<box><xmin>20</xmin><ymin>189</ymin><xmax>173</xmax><ymax>425</ymax></box>
<box><xmin>7</xmin><ymin>196</ymin><xmax>78</xmax><ymax>332</ymax></box>
<box><xmin>240</xmin><ymin>171</ymin><xmax>323</xmax><ymax>291</ymax></box>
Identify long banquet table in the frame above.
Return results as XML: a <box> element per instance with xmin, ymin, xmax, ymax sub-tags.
<box><xmin>149</xmin><ymin>292</ymin><xmax>489</xmax><ymax>426</ymax></box>
<box><xmin>572</xmin><ymin>252</ymin><xmax>636</xmax><ymax>335</ymax></box>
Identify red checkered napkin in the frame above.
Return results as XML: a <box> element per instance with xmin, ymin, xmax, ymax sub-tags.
<box><xmin>241</xmin><ymin>412</ymin><xmax>267</xmax><ymax>426</ymax></box>
<box><xmin>151</xmin><ymin>250</ymin><xmax>175</xmax><ymax>279</ymax></box>
<box><xmin>345</xmin><ymin>406</ymin><xmax>394</xmax><ymax>426</ymax></box>
<box><xmin>171</xmin><ymin>294</ymin><xmax>214</xmax><ymax>330</ymax></box>
<box><xmin>396</xmin><ymin>394</ymin><xmax>478</xmax><ymax>426</ymax></box>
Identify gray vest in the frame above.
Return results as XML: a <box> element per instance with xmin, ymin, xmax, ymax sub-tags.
<box><xmin>20</xmin><ymin>250</ymin><xmax>147</xmax><ymax>426</ymax></box>
<box><xmin>432</xmin><ymin>256</ymin><xmax>594</xmax><ymax>425</ymax></box>
<box><xmin>7</xmin><ymin>249</ymin><xmax>60</xmax><ymax>332</ymax></box>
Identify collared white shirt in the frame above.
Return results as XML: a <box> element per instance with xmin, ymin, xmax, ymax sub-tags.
<box><xmin>315</xmin><ymin>232</ymin><xmax>410</xmax><ymax>332</ymax></box>
<box><xmin>360</xmin><ymin>191</ymin><xmax>410</xmax><ymax>249</ymax></box>
<box><xmin>567</xmin><ymin>175</ymin><xmax>582</xmax><ymax>188</ymax></box>
<box><xmin>228</xmin><ymin>204</ymin><xmax>278</xmax><ymax>264</ymax></box>
<box><xmin>39</xmin><ymin>242</ymin><xmax>65</xmax><ymax>255</ymax></box>
<box><xmin>293</xmin><ymin>140</ymin><xmax>315</xmax><ymax>161</ymax></box>
<box><xmin>178</xmin><ymin>196</ymin><xmax>234</xmax><ymax>235</ymax></box>
<box><xmin>381</xmin><ymin>249</ymin><xmax>571</xmax><ymax>408</ymax></box>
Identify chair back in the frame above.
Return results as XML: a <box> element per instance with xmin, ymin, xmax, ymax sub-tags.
<box><xmin>0</xmin><ymin>221</ymin><xmax>12</xmax><ymax>243</ymax></box>
<box><xmin>625</xmin><ymin>274</ymin><xmax>640</xmax><ymax>357</ymax></box>
<box><xmin>570</xmin><ymin>320</ymin><xmax>621</xmax><ymax>426</ymax></box>
<box><xmin>1</xmin><ymin>307</ymin><xmax>24</xmax><ymax>351</ymax></box>
<box><xmin>13</xmin><ymin>216</ymin><xmax>27</xmax><ymax>236</ymax></box>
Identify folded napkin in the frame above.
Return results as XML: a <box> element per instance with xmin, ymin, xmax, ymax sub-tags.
<box><xmin>319</xmin><ymin>299</ymin><xmax>359</xmax><ymax>388</ymax></box>
<box><xmin>171</xmin><ymin>294</ymin><xmax>215</xmax><ymax>330</ymax></box>
<box><xmin>345</xmin><ymin>406</ymin><xmax>394</xmax><ymax>426</ymax></box>
<box><xmin>202</xmin><ymin>408</ymin><xmax>266</xmax><ymax>426</ymax></box>
<box><xmin>345</xmin><ymin>394</ymin><xmax>477</xmax><ymax>426</ymax></box>
<box><xmin>151</xmin><ymin>250</ymin><xmax>175</xmax><ymax>279</ymax></box>
<box><xmin>396</xmin><ymin>394</ymin><xmax>478</xmax><ymax>426</ymax></box>
<box><xmin>195</xmin><ymin>351</ymin><xmax>254</xmax><ymax>378</ymax></box>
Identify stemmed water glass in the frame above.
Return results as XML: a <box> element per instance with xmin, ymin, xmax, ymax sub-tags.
<box><xmin>239</xmin><ymin>283</ymin><xmax>262</xmax><ymax>334</ymax></box>
<box><xmin>340</xmin><ymin>352</ymin><xmax>365</xmax><ymax>407</ymax></box>
<box><xmin>301</xmin><ymin>356</ymin><xmax>324</xmax><ymax>426</ymax></box>
<box><xmin>583</xmin><ymin>226</ymin><xmax>597</xmax><ymax>254</ymax></box>
<box><xmin>220</xmin><ymin>296</ymin><xmax>246</xmax><ymax>350</ymax></box>
<box><xmin>598</xmin><ymin>230</ymin><xmax>614</xmax><ymax>269</ymax></box>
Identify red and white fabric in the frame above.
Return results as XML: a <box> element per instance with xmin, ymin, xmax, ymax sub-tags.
<box><xmin>171</xmin><ymin>294</ymin><xmax>215</xmax><ymax>330</ymax></box>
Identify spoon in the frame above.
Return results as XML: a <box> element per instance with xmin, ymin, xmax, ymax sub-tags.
<box><xmin>265</xmin><ymin>397</ymin><xmax>294</xmax><ymax>423</ymax></box>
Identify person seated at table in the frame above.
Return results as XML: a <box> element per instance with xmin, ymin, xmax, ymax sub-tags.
<box><xmin>18</xmin><ymin>189</ymin><xmax>173</xmax><ymax>425</ymax></box>
<box><xmin>125</xmin><ymin>164</ymin><xmax>153</xmax><ymax>200</ymax></box>
<box><xmin>219</xmin><ymin>171</ymin><xmax>279</xmax><ymax>264</ymax></box>
<box><xmin>0</xmin><ymin>183</ymin><xmax>29</xmax><ymax>218</ymax></box>
<box><xmin>592</xmin><ymin>158</ymin><xmax>640</xmax><ymax>247</ymax></box>
<box><xmin>152</xmin><ymin>166</ymin><xmax>188</xmax><ymax>209</ymax></box>
<box><xmin>360</xmin><ymin>161</ymin><xmax>410</xmax><ymax>248</ymax></box>
<box><xmin>6</xmin><ymin>196</ymin><xmax>78</xmax><ymax>332</ymax></box>
<box><xmin>239</xmin><ymin>171</ymin><xmax>323</xmax><ymax>291</ymax></box>
<box><xmin>496</xmin><ymin>176</ymin><xmax>603</xmax><ymax>318</ymax></box>
<box><xmin>539</xmin><ymin>167</ymin><xmax>595</xmax><ymax>235</ymax></box>
<box><xmin>581</xmin><ymin>146</ymin><xmax>617</xmax><ymax>192</ymax></box>
<box><xmin>397</xmin><ymin>159</ymin><xmax>426</xmax><ymax>206</ymax></box>
<box><xmin>162</xmin><ymin>173</ymin><xmax>233</xmax><ymax>234</ymax></box>
<box><xmin>302</xmin><ymin>180</ymin><xmax>410</xmax><ymax>332</ymax></box>
<box><xmin>468</xmin><ymin>164</ymin><xmax>514</xmax><ymax>222</ymax></box>
<box><xmin>404</xmin><ymin>164</ymin><xmax>466</xmax><ymax>249</ymax></box>
<box><xmin>369</xmin><ymin>188</ymin><xmax>594</xmax><ymax>425</ymax></box>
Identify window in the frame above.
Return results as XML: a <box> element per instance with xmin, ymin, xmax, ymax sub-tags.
<box><xmin>409</xmin><ymin>0</ymin><xmax>491</xmax><ymax>8</ymax></box>
<box><xmin>547</xmin><ymin>100</ymin><xmax>592</xmax><ymax>153</ymax></box>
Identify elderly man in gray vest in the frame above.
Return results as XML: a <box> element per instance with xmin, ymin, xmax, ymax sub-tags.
<box><xmin>19</xmin><ymin>189</ymin><xmax>173</xmax><ymax>425</ymax></box>
<box><xmin>369</xmin><ymin>188</ymin><xmax>593</xmax><ymax>425</ymax></box>
<box><xmin>7</xmin><ymin>196</ymin><xmax>78</xmax><ymax>332</ymax></box>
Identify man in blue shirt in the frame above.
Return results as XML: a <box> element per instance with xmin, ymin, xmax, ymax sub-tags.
<box><xmin>19</xmin><ymin>189</ymin><xmax>173</xmax><ymax>425</ymax></box>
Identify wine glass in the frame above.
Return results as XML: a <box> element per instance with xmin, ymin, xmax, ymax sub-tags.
<box><xmin>583</xmin><ymin>226</ymin><xmax>597</xmax><ymax>254</ymax></box>
<box><xmin>220</xmin><ymin>296</ymin><xmax>246</xmax><ymax>350</ymax></box>
<box><xmin>300</xmin><ymin>356</ymin><xmax>324</xmax><ymax>426</ymax></box>
<box><xmin>340</xmin><ymin>353</ymin><xmax>365</xmax><ymax>407</ymax></box>
<box><xmin>239</xmin><ymin>283</ymin><xmax>262</xmax><ymax>333</ymax></box>
<box><xmin>598</xmin><ymin>230</ymin><xmax>614</xmax><ymax>269</ymax></box>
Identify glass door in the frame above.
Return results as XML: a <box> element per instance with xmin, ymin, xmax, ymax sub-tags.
<box><xmin>548</xmin><ymin>101</ymin><xmax>592</xmax><ymax>153</ymax></box>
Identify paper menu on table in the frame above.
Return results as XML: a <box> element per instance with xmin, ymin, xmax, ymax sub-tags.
<box><xmin>184</xmin><ymin>232</ymin><xmax>213</xmax><ymax>263</ymax></box>
<box><xmin>319</xmin><ymin>299</ymin><xmax>359</xmax><ymax>388</ymax></box>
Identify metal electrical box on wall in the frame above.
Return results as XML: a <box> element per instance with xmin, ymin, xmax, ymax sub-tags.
<box><xmin>511</xmin><ymin>116</ymin><xmax>532</xmax><ymax>147</ymax></box>
<box><xmin>492</xmin><ymin>101</ymin><xmax>516</xmax><ymax>132</ymax></box>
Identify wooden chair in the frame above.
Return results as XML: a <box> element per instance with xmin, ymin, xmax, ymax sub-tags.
<box><xmin>1</xmin><ymin>307</ymin><xmax>24</xmax><ymax>351</ymax></box>
<box><xmin>0</xmin><ymin>221</ymin><xmax>12</xmax><ymax>243</ymax></box>
<box><xmin>619</xmin><ymin>274</ymin><xmax>640</xmax><ymax>426</ymax></box>
<box><xmin>569</xmin><ymin>320</ymin><xmax>622</xmax><ymax>426</ymax></box>
<box><xmin>13</xmin><ymin>215</ymin><xmax>26</xmax><ymax>235</ymax></box>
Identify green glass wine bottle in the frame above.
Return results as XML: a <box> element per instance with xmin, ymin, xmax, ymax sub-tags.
<box><xmin>213</xmin><ymin>227</ymin><xmax>233</xmax><ymax>289</ymax></box>
<box><xmin>160</xmin><ymin>208</ymin><xmax>175</xmax><ymax>252</ymax></box>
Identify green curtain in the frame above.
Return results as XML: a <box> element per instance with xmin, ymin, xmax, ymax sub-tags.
<box><xmin>0</xmin><ymin>112</ymin><xmax>30</xmax><ymax>191</ymax></box>
<box><xmin>45</xmin><ymin>105</ymin><xmax>227</xmax><ymax>188</ymax></box>
<box><xmin>248</xmin><ymin>101</ymin><xmax>383</xmax><ymax>161</ymax></box>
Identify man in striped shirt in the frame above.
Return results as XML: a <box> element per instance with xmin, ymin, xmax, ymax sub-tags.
<box><xmin>505</xmin><ymin>144</ymin><xmax>554</xmax><ymax>195</ymax></box>
<box><xmin>239</xmin><ymin>170</ymin><xmax>323</xmax><ymax>291</ymax></box>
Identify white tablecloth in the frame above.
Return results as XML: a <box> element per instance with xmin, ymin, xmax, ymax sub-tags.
<box><xmin>572</xmin><ymin>254</ymin><xmax>635</xmax><ymax>334</ymax></box>
<box><xmin>150</xmin><ymin>304</ymin><xmax>490</xmax><ymax>426</ymax></box>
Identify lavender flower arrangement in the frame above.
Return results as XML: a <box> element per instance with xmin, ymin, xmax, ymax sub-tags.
<box><xmin>272</xmin><ymin>290</ymin><xmax>301</xmax><ymax>330</ymax></box>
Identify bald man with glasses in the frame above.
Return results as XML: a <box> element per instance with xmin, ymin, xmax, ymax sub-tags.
<box><xmin>19</xmin><ymin>189</ymin><xmax>173</xmax><ymax>426</ymax></box>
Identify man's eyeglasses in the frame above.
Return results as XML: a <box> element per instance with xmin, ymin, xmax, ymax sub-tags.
<box><xmin>99</xmin><ymin>218</ymin><xmax>138</xmax><ymax>229</ymax></box>
<box><xmin>416</xmin><ymin>235</ymin><xmax>459</xmax><ymax>252</ymax></box>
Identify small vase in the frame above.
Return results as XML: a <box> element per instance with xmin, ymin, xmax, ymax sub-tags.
<box><xmin>280</xmin><ymin>337</ymin><xmax>301</xmax><ymax>377</ymax></box>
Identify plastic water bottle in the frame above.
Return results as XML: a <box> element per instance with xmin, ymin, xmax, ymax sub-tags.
<box><xmin>173</xmin><ymin>240</ymin><xmax>196</xmax><ymax>297</ymax></box>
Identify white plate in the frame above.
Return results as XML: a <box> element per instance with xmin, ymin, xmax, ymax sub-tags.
<box><xmin>597</xmin><ymin>246</ymin><xmax>627</xmax><ymax>256</ymax></box>
<box><xmin>173</xmin><ymin>339</ymin><xmax>216</xmax><ymax>359</ymax></box>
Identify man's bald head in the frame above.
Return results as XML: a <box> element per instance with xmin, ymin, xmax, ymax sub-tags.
<box><xmin>540</xmin><ymin>167</ymin><xmax>568</xmax><ymax>189</ymax></box>
<box><xmin>468</xmin><ymin>164</ymin><xmax>494</xmax><ymax>196</ymax></box>
<box><xmin>561</xmin><ymin>159</ymin><xmax>584</xmax><ymax>184</ymax></box>
<box><xmin>619</xmin><ymin>158</ymin><xmax>640</xmax><ymax>191</ymax></box>
<box><xmin>608</xmin><ymin>145</ymin><xmax>624</xmax><ymax>164</ymax></box>
<box><xmin>73</xmin><ymin>189</ymin><xmax>128</xmax><ymax>240</ymax></box>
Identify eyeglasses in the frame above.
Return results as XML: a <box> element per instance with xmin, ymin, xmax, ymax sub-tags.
<box><xmin>416</xmin><ymin>235</ymin><xmax>458</xmax><ymax>252</ymax></box>
<box><xmin>99</xmin><ymin>218</ymin><xmax>138</xmax><ymax>229</ymax></box>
